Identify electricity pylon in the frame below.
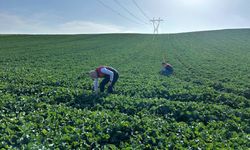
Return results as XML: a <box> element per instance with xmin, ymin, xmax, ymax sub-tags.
<box><xmin>150</xmin><ymin>17</ymin><xmax>163</xmax><ymax>34</ymax></box>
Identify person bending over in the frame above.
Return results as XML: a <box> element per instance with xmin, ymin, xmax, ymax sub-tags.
<box><xmin>89</xmin><ymin>66</ymin><xmax>119</xmax><ymax>94</ymax></box>
<box><xmin>161</xmin><ymin>62</ymin><xmax>173</xmax><ymax>76</ymax></box>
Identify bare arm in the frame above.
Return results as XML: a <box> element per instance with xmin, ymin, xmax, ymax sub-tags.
<box><xmin>93</xmin><ymin>78</ymin><xmax>98</xmax><ymax>93</ymax></box>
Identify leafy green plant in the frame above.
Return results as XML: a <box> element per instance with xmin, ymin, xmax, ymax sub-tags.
<box><xmin>0</xmin><ymin>29</ymin><xmax>250</xmax><ymax>149</ymax></box>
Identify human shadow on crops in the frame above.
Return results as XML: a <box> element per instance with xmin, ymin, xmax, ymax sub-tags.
<box><xmin>66</xmin><ymin>92</ymin><xmax>108</xmax><ymax>109</ymax></box>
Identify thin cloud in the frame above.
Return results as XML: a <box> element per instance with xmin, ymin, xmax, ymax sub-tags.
<box><xmin>0</xmin><ymin>12</ymin><xmax>134</xmax><ymax>34</ymax></box>
<box><xmin>0</xmin><ymin>12</ymin><xmax>46</xmax><ymax>34</ymax></box>
<box><xmin>57</xmin><ymin>21</ymin><xmax>125</xmax><ymax>34</ymax></box>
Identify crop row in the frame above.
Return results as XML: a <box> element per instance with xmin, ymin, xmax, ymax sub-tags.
<box><xmin>1</xmin><ymin>93</ymin><xmax>249</xmax><ymax>149</ymax></box>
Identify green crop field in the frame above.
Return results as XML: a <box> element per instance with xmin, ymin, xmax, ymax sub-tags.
<box><xmin>0</xmin><ymin>29</ymin><xmax>250</xmax><ymax>149</ymax></box>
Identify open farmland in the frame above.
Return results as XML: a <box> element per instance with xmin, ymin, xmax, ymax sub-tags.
<box><xmin>0</xmin><ymin>29</ymin><xmax>250</xmax><ymax>149</ymax></box>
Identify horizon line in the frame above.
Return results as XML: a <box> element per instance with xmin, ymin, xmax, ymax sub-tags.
<box><xmin>0</xmin><ymin>28</ymin><xmax>249</xmax><ymax>35</ymax></box>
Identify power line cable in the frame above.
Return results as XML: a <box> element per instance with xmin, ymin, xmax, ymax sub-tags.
<box><xmin>113</xmin><ymin>0</ymin><xmax>149</xmax><ymax>25</ymax></box>
<box><xmin>96</xmin><ymin>0</ymin><xmax>142</xmax><ymax>25</ymax></box>
<box><xmin>132</xmin><ymin>0</ymin><xmax>150</xmax><ymax>20</ymax></box>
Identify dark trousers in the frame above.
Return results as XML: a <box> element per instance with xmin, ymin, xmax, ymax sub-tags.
<box><xmin>100</xmin><ymin>72</ymin><xmax>119</xmax><ymax>93</ymax></box>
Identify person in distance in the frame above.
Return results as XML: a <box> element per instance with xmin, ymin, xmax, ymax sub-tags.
<box><xmin>160</xmin><ymin>62</ymin><xmax>174</xmax><ymax>76</ymax></box>
<box><xmin>89</xmin><ymin>66</ymin><xmax>119</xmax><ymax>94</ymax></box>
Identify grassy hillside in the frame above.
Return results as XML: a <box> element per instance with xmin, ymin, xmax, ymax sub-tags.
<box><xmin>0</xmin><ymin>29</ymin><xmax>250</xmax><ymax>149</ymax></box>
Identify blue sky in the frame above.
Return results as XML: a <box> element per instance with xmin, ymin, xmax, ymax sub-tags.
<box><xmin>0</xmin><ymin>0</ymin><xmax>250</xmax><ymax>34</ymax></box>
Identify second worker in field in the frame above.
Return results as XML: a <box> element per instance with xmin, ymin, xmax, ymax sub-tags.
<box><xmin>89</xmin><ymin>66</ymin><xmax>119</xmax><ymax>94</ymax></box>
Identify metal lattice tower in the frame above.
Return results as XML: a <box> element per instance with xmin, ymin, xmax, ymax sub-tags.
<box><xmin>150</xmin><ymin>17</ymin><xmax>163</xmax><ymax>34</ymax></box>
